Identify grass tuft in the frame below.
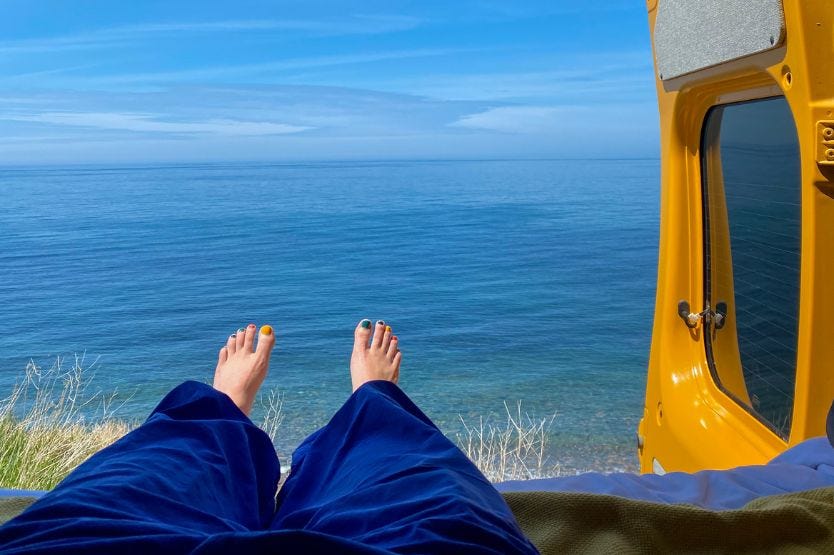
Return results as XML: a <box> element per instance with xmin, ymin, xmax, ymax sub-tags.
<box><xmin>455</xmin><ymin>402</ymin><xmax>560</xmax><ymax>482</ymax></box>
<box><xmin>0</xmin><ymin>356</ymin><xmax>134</xmax><ymax>491</ymax></box>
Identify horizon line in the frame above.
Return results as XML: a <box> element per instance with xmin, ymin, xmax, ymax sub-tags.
<box><xmin>0</xmin><ymin>156</ymin><xmax>661</xmax><ymax>171</ymax></box>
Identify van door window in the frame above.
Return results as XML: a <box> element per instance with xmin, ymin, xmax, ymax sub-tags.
<box><xmin>701</xmin><ymin>96</ymin><xmax>800</xmax><ymax>439</ymax></box>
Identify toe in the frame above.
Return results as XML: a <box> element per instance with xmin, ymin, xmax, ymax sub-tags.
<box><xmin>218</xmin><ymin>346</ymin><xmax>229</xmax><ymax>365</ymax></box>
<box><xmin>354</xmin><ymin>319</ymin><xmax>372</xmax><ymax>350</ymax></box>
<box><xmin>387</xmin><ymin>336</ymin><xmax>399</xmax><ymax>358</ymax></box>
<box><xmin>243</xmin><ymin>323</ymin><xmax>256</xmax><ymax>352</ymax></box>
<box><xmin>235</xmin><ymin>328</ymin><xmax>246</xmax><ymax>350</ymax></box>
<box><xmin>227</xmin><ymin>333</ymin><xmax>237</xmax><ymax>354</ymax></box>
<box><xmin>371</xmin><ymin>320</ymin><xmax>386</xmax><ymax>349</ymax></box>
<box><xmin>256</xmin><ymin>325</ymin><xmax>276</xmax><ymax>358</ymax></box>
<box><xmin>392</xmin><ymin>352</ymin><xmax>402</xmax><ymax>383</ymax></box>
<box><xmin>381</xmin><ymin>325</ymin><xmax>393</xmax><ymax>351</ymax></box>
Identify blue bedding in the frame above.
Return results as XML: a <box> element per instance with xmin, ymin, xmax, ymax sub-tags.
<box><xmin>497</xmin><ymin>437</ymin><xmax>834</xmax><ymax>509</ymax></box>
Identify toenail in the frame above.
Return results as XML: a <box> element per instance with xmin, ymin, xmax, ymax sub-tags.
<box><xmin>237</xmin><ymin>328</ymin><xmax>244</xmax><ymax>334</ymax></box>
<box><xmin>385</xmin><ymin>326</ymin><xmax>392</xmax><ymax>332</ymax></box>
<box><xmin>392</xmin><ymin>336</ymin><xmax>398</xmax><ymax>341</ymax></box>
<box><xmin>260</xmin><ymin>325</ymin><xmax>273</xmax><ymax>336</ymax></box>
<box><xmin>376</xmin><ymin>320</ymin><xmax>385</xmax><ymax>326</ymax></box>
<box><xmin>230</xmin><ymin>334</ymin><xmax>236</xmax><ymax>338</ymax></box>
<box><xmin>360</xmin><ymin>319</ymin><xmax>371</xmax><ymax>329</ymax></box>
<box><xmin>248</xmin><ymin>323</ymin><xmax>255</xmax><ymax>328</ymax></box>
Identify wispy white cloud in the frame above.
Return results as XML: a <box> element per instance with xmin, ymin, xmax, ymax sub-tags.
<box><xmin>0</xmin><ymin>95</ymin><xmax>62</xmax><ymax>105</ymax></box>
<box><xmin>65</xmin><ymin>48</ymin><xmax>476</xmax><ymax>85</ymax></box>
<box><xmin>0</xmin><ymin>80</ymin><xmax>659</xmax><ymax>164</ymax></box>
<box><xmin>451</xmin><ymin>106</ymin><xmax>566</xmax><ymax>133</ymax></box>
<box><xmin>466</xmin><ymin>0</ymin><xmax>637</xmax><ymax>19</ymax></box>
<box><xmin>451</xmin><ymin>101</ymin><xmax>656</xmax><ymax>136</ymax></box>
<box><xmin>0</xmin><ymin>84</ymin><xmax>487</xmax><ymax>142</ymax></box>
<box><xmin>373</xmin><ymin>66</ymin><xmax>653</xmax><ymax>102</ymax></box>
<box><xmin>4</xmin><ymin>64</ymin><xmax>100</xmax><ymax>81</ymax></box>
<box><xmin>275</xmin><ymin>50</ymin><xmax>654</xmax><ymax>104</ymax></box>
<box><xmin>0</xmin><ymin>84</ymin><xmax>492</xmax><ymax>154</ymax></box>
<box><xmin>0</xmin><ymin>15</ymin><xmax>423</xmax><ymax>55</ymax></box>
<box><xmin>122</xmin><ymin>15</ymin><xmax>422</xmax><ymax>35</ymax></box>
<box><xmin>5</xmin><ymin>111</ymin><xmax>311</xmax><ymax>136</ymax></box>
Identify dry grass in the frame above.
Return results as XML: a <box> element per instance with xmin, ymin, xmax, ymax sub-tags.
<box><xmin>257</xmin><ymin>389</ymin><xmax>284</xmax><ymax>446</ymax></box>
<box><xmin>455</xmin><ymin>402</ymin><xmax>560</xmax><ymax>482</ymax></box>
<box><xmin>0</xmin><ymin>356</ymin><xmax>134</xmax><ymax>490</ymax></box>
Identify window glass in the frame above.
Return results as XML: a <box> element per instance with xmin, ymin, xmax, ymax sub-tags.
<box><xmin>701</xmin><ymin>97</ymin><xmax>801</xmax><ymax>438</ymax></box>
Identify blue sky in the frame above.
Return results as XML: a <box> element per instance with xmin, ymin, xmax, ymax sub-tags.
<box><xmin>0</xmin><ymin>0</ymin><xmax>658</xmax><ymax>164</ymax></box>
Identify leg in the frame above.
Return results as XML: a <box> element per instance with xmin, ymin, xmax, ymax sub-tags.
<box><xmin>0</xmin><ymin>325</ymin><xmax>279</xmax><ymax>553</ymax></box>
<box><xmin>273</xmin><ymin>320</ymin><xmax>538</xmax><ymax>555</ymax></box>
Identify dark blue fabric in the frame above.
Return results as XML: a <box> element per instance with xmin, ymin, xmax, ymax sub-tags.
<box><xmin>274</xmin><ymin>380</ymin><xmax>536</xmax><ymax>554</ymax></box>
<box><xmin>497</xmin><ymin>437</ymin><xmax>834</xmax><ymax>510</ymax></box>
<box><xmin>0</xmin><ymin>380</ymin><xmax>537</xmax><ymax>554</ymax></box>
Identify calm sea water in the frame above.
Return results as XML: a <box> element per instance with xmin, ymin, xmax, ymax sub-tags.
<box><xmin>0</xmin><ymin>160</ymin><xmax>658</xmax><ymax>473</ymax></box>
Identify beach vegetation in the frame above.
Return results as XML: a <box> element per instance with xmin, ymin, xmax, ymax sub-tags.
<box><xmin>0</xmin><ymin>356</ymin><xmax>133</xmax><ymax>491</ymax></box>
<box><xmin>456</xmin><ymin>402</ymin><xmax>560</xmax><ymax>482</ymax></box>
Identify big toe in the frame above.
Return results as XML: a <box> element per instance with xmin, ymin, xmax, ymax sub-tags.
<box><xmin>354</xmin><ymin>319</ymin><xmax>372</xmax><ymax>351</ymax></box>
<box><xmin>255</xmin><ymin>325</ymin><xmax>276</xmax><ymax>358</ymax></box>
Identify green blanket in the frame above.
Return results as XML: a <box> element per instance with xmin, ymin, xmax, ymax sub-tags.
<box><xmin>503</xmin><ymin>487</ymin><xmax>834</xmax><ymax>554</ymax></box>
<box><xmin>3</xmin><ymin>488</ymin><xmax>834</xmax><ymax>553</ymax></box>
<box><xmin>0</xmin><ymin>497</ymin><xmax>37</xmax><ymax>526</ymax></box>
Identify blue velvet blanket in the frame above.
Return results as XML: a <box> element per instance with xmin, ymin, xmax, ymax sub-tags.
<box><xmin>497</xmin><ymin>437</ymin><xmax>834</xmax><ymax>510</ymax></box>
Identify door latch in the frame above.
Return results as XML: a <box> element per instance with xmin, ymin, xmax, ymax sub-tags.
<box><xmin>677</xmin><ymin>300</ymin><xmax>728</xmax><ymax>330</ymax></box>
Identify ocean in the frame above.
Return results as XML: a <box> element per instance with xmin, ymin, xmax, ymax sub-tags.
<box><xmin>0</xmin><ymin>159</ymin><xmax>659</xmax><ymax>473</ymax></box>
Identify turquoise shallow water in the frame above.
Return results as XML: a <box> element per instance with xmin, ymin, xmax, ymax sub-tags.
<box><xmin>0</xmin><ymin>159</ymin><xmax>658</xmax><ymax>472</ymax></box>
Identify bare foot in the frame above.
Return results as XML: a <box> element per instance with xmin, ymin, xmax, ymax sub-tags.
<box><xmin>351</xmin><ymin>319</ymin><xmax>401</xmax><ymax>392</ymax></box>
<box><xmin>213</xmin><ymin>323</ymin><xmax>276</xmax><ymax>415</ymax></box>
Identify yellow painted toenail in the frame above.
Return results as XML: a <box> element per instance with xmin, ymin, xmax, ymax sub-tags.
<box><xmin>260</xmin><ymin>325</ymin><xmax>273</xmax><ymax>336</ymax></box>
<box><xmin>385</xmin><ymin>326</ymin><xmax>392</xmax><ymax>332</ymax></box>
